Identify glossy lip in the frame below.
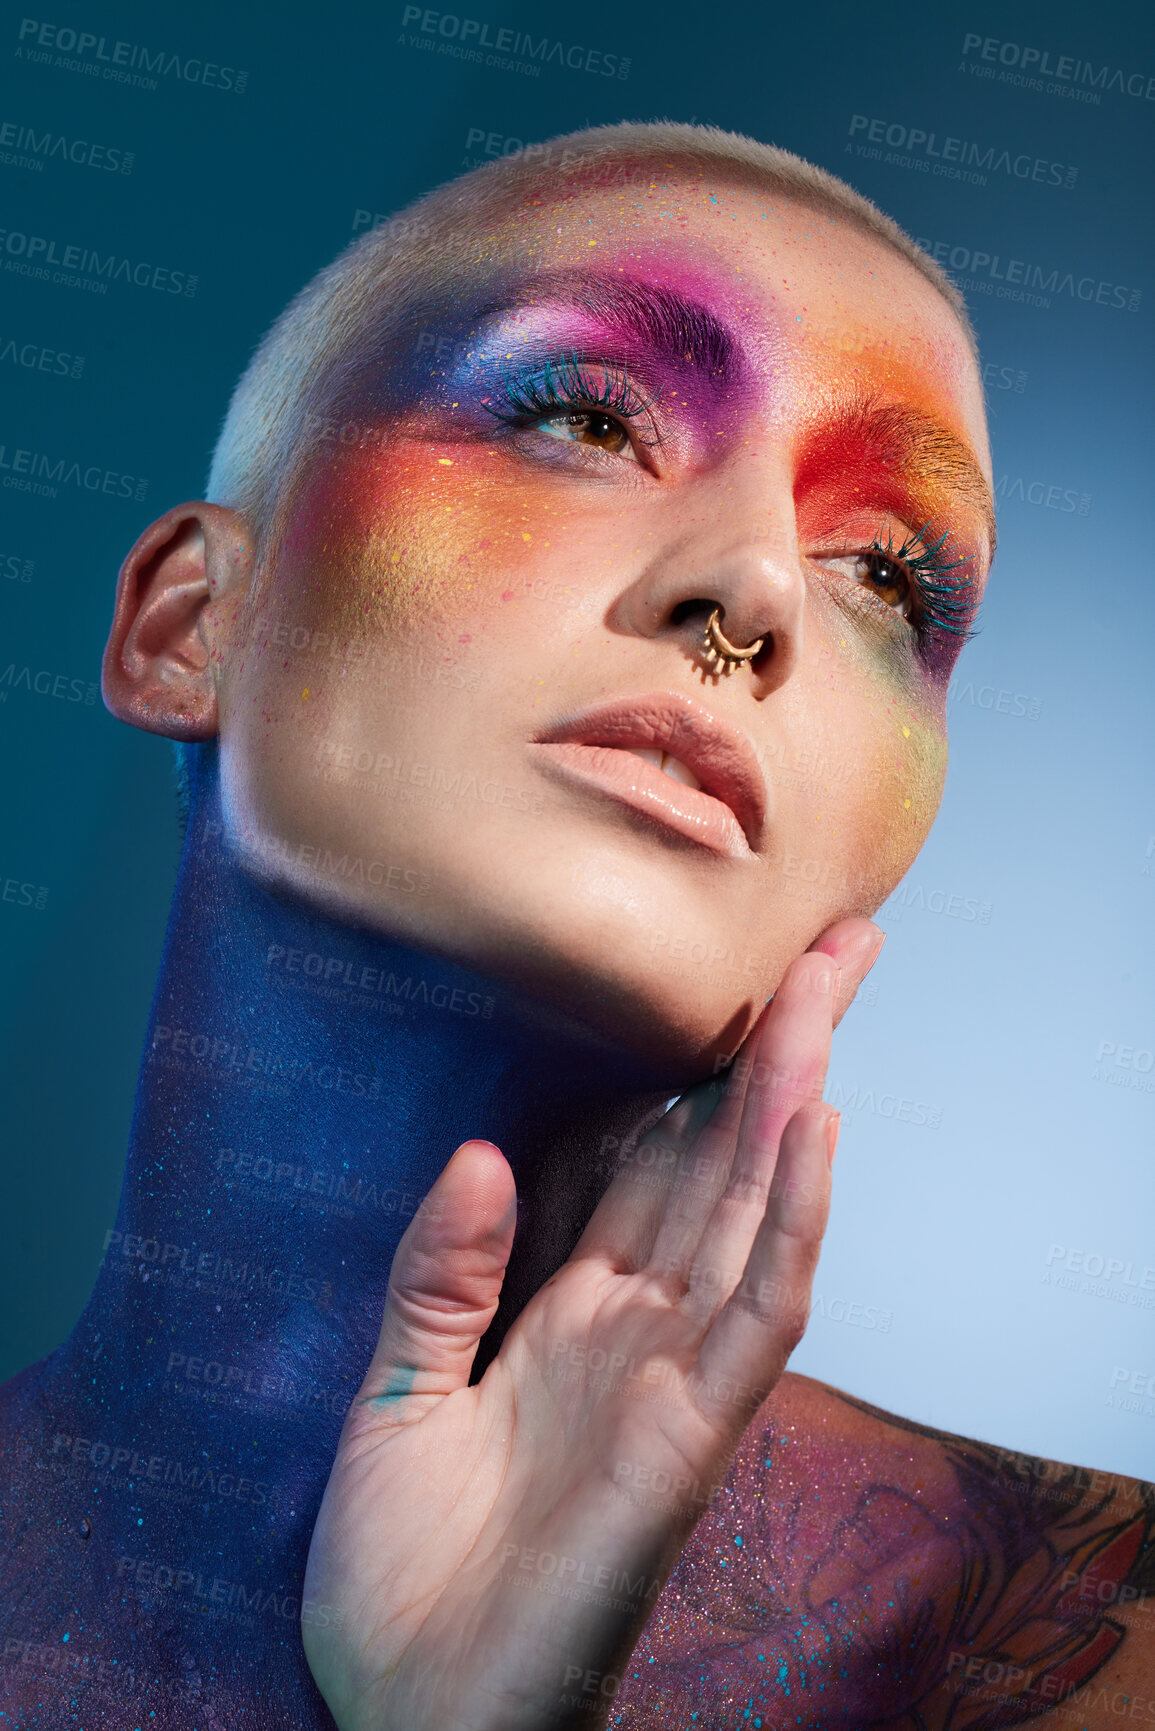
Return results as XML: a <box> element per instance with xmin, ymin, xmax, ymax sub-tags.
<box><xmin>529</xmin><ymin>691</ymin><xmax>767</xmax><ymax>858</ymax></box>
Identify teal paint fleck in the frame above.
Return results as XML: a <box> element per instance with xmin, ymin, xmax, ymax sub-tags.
<box><xmin>369</xmin><ymin>1364</ymin><xmax>418</xmax><ymax>1405</ymax></box>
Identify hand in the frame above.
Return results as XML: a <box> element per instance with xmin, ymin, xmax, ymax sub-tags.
<box><xmin>302</xmin><ymin>918</ymin><xmax>883</xmax><ymax>1730</ymax></box>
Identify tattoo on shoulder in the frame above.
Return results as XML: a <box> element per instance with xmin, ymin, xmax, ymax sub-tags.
<box><xmin>830</xmin><ymin>1389</ymin><xmax>1155</xmax><ymax>1725</ymax></box>
<box><xmin>611</xmin><ymin>1388</ymin><xmax>1155</xmax><ymax>1730</ymax></box>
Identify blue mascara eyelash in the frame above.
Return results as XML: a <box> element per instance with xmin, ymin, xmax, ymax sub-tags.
<box><xmin>870</xmin><ymin>522</ymin><xmax>978</xmax><ymax>646</ymax></box>
<box><xmin>479</xmin><ymin>352</ymin><xmax>659</xmax><ymax>441</ymax></box>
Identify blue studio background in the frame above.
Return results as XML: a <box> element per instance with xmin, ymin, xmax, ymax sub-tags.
<box><xmin>1</xmin><ymin>0</ymin><xmax>1152</xmax><ymax>1479</ymax></box>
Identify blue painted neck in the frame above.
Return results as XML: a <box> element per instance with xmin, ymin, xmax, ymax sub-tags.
<box><xmin>26</xmin><ymin>750</ymin><xmax>671</xmax><ymax>1672</ymax></box>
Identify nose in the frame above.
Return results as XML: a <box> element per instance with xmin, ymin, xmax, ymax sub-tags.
<box><xmin>611</xmin><ymin>471</ymin><xmax>805</xmax><ymax>700</ymax></box>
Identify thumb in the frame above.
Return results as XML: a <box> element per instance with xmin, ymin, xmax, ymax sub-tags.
<box><xmin>357</xmin><ymin>1140</ymin><xmax>517</xmax><ymax>1417</ymax></box>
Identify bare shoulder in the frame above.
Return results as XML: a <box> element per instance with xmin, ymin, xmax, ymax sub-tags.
<box><xmin>610</xmin><ymin>1373</ymin><xmax>1155</xmax><ymax>1730</ymax></box>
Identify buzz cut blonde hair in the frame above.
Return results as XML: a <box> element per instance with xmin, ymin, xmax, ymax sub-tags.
<box><xmin>206</xmin><ymin>119</ymin><xmax>975</xmax><ymax>548</ymax></box>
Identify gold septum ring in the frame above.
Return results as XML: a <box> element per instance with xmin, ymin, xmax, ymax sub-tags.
<box><xmin>702</xmin><ymin>607</ymin><xmax>765</xmax><ymax>672</ymax></box>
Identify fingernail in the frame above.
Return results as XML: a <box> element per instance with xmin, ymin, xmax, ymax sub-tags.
<box><xmin>825</xmin><ymin>1111</ymin><xmax>841</xmax><ymax>1167</ymax></box>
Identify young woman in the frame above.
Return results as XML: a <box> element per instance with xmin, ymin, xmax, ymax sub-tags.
<box><xmin>2</xmin><ymin>123</ymin><xmax>1150</xmax><ymax>1730</ymax></box>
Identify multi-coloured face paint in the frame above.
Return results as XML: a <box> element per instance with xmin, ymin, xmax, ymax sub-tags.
<box><xmin>789</xmin><ymin>388</ymin><xmax>990</xmax><ymax>683</ymax></box>
<box><xmin>224</xmin><ymin>179</ymin><xmax>994</xmax><ymax>1070</ymax></box>
<box><xmin>341</xmin><ymin>257</ymin><xmax>991</xmax><ymax>703</ymax></box>
<box><xmin>407</xmin><ymin>269</ymin><xmax>751</xmax><ymax>469</ymax></box>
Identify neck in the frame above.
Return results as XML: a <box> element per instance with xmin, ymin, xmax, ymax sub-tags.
<box><xmin>34</xmin><ymin>757</ymin><xmax>670</xmax><ymax>1608</ymax></box>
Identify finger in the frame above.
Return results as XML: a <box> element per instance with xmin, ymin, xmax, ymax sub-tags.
<box><xmin>807</xmin><ymin>917</ymin><xmax>884</xmax><ymax>1028</ymax></box>
<box><xmin>571</xmin><ymin>980</ymin><xmax>786</xmax><ymax>1273</ymax></box>
<box><xmin>571</xmin><ymin>924</ymin><xmax>878</xmax><ymax>1277</ymax></box>
<box><xmin>691</xmin><ymin>1102</ymin><xmax>837</xmax><ymax>1435</ymax></box>
<box><xmin>355</xmin><ymin>1140</ymin><xmax>517</xmax><ymax>1420</ymax></box>
<box><xmin>648</xmin><ymin>950</ymin><xmax>838</xmax><ymax>1291</ymax></box>
<box><xmin>570</xmin><ymin>1082</ymin><xmax>723</xmax><ymax>1270</ymax></box>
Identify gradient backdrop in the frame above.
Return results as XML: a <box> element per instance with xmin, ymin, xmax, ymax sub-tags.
<box><xmin>1</xmin><ymin>0</ymin><xmax>1152</xmax><ymax>1480</ymax></box>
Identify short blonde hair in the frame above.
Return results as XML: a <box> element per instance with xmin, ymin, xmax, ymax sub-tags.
<box><xmin>206</xmin><ymin>119</ymin><xmax>974</xmax><ymax>545</ymax></box>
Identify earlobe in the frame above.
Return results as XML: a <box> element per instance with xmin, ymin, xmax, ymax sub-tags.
<box><xmin>102</xmin><ymin>502</ymin><xmax>247</xmax><ymax>741</ymax></box>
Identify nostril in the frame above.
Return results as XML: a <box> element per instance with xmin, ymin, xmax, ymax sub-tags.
<box><xmin>670</xmin><ymin>598</ymin><xmax>717</xmax><ymax>626</ymax></box>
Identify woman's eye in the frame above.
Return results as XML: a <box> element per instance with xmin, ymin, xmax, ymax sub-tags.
<box><xmin>823</xmin><ymin>550</ymin><xmax>912</xmax><ymax>616</ymax></box>
<box><xmin>534</xmin><ymin>410</ymin><xmax>637</xmax><ymax>459</ymax></box>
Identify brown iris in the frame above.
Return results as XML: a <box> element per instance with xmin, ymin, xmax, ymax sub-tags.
<box><xmin>857</xmin><ymin>550</ymin><xmax>911</xmax><ymax>615</ymax></box>
<box><xmin>543</xmin><ymin>411</ymin><xmax>632</xmax><ymax>455</ymax></box>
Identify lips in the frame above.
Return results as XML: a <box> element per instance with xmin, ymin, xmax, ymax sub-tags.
<box><xmin>530</xmin><ymin>691</ymin><xmax>767</xmax><ymax>857</ymax></box>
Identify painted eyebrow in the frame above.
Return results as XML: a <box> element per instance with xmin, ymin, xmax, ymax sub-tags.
<box><xmin>805</xmin><ymin>394</ymin><xmax>997</xmax><ymax>556</ymax></box>
<box><xmin>472</xmin><ymin>271</ymin><xmax>741</xmax><ymax>384</ymax></box>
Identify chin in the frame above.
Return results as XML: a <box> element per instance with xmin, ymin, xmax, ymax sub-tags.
<box><xmin>492</xmin><ymin>924</ymin><xmax>778</xmax><ymax>1087</ymax></box>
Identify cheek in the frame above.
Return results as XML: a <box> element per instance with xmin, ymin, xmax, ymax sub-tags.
<box><xmin>223</xmin><ymin>450</ymin><xmax>635</xmax><ymax>763</ymax></box>
<box><xmin>271</xmin><ymin>447</ymin><xmax>627</xmax><ymax>651</ymax></box>
<box><xmin>807</xmin><ymin>591</ymin><xmax>949</xmax><ymax>837</ymax></box>
<box><xmin>851</xmin><ymin>705</ymin><xmax>947</xmax><ymax>903</ymax></box>
<box><xmin>780</xmin><ymin>658</ymin><xmax>947</xmax><ymax>917</ymax></box>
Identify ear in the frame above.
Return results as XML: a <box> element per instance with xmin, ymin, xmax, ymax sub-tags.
<box><xmin>101</xmin><ymin>502</ymin><xmax>251</xmax><ymax>740</ymax></box>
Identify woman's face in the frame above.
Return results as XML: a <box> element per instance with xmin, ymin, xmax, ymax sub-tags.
<box><xmin>212</xmin><ymin>171</ymin><xmax>994</xmax><ymax>1068</ymax></box>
